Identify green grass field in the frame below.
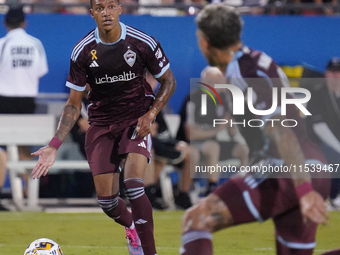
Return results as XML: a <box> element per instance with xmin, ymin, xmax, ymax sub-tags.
<box><xmin>0</xmin><ymin>210</ymin><xmax>339</xmax><ymax>255</ymax></box>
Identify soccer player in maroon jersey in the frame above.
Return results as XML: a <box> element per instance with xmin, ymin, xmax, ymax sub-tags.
<box><xmin>31</xmin><ymin>0</ymin><xmax>176</xmax><ymax>254</ymax></box>
<box><xmin>180</xmin><ymin>4</ymin><xmax>331</xmax><ymax>255</ymax></box>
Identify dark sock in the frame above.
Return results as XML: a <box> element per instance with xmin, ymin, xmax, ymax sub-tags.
<box><xmin>125</xmin><ymin>178</ymin><xmax>156</xmax><ymax>255</ymax></box>
<box><xmin>181</xmin><ymin>230</ymin><xmax>213</xmax><ymax>255</ymax></box>
<box><xmin>97</xmin><ymin>194</ymin><xmax>132</xmax><ymax>227</ymax></box>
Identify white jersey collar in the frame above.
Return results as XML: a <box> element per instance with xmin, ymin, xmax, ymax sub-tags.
<box><xmin>94</xmin><ymin>22</ymin><xmax>126</xmax><ymax>45</ymax></box>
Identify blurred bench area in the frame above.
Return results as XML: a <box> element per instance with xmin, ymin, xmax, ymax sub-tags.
<box><xmin>0</xmin><ymin>96</ymin><xmax>94</xmax><ymax>211</ymax></box>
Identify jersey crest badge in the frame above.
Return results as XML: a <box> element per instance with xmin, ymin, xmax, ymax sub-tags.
<box><xmin>155</xmin><ymin>48</ymin><xmax>162</xmax><ymax>59</ymax></box>
<box><xmin>124</xmin><ymin>49</ymin><xmax>136</xmax><ymax>67</ymax></box>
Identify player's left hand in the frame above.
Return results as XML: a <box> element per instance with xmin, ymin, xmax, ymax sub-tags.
<box><xmin>299</xmin><ymin>190</ymin><xmax>329</xmax><ymax>225</ymax></box>
<box><xmin>136</xmin><ymin>113</ymin><xmax>154</xmax><ymax>137</ymax></box>
<box><xmin>31</xmin><ymin>145</ymin><xmax>57</xmax><ymax>179</ymax></box>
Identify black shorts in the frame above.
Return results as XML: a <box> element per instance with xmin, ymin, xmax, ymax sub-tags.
<box><xmin>152</xmin><ymin>137</ymin><xmax>184</xmax><ymax>165</ymax></box>
<box><xmin>0</xmin><ymin>96</ymin><xmax>36</xmax><ymax>114</ymax></box>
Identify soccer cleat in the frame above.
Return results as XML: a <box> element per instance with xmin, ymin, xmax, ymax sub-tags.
<box><xmin>125</xmin><ymin>227</ymin><xmax>144</xmax><ymax>255</ymax></box>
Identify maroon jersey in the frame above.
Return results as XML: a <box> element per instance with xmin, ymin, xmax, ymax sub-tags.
<box><xmin>66</xmin><ymin>22</ymin><xmax>170</xmax><ymax>126</ymax></box>
<box><xmin>226</xmin><ymin>46</ymin><xmax>324</xmax><ymax>162</ymax></box>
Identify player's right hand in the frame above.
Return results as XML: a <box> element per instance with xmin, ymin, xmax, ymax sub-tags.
<box><xmin>31</xmin><ymin>146</ymin><xmax>57</xmax><ymax>179</ymax></box>
<box><xmin>136</xmin><ymin>113</ymin><xmax>154</xmax><ymax>138</ymax></box>
<box><xmin>299</xmin><ymin>190</ymin><xmax>329</xmax><ymax>226</ymax></box>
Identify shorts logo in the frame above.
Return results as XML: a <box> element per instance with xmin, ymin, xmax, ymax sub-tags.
<box><xmin>155</xmin><ymin>48</ymin><xmax>162</xmax><ymax>59</ymax></box>
<box><xmin>124</xmin><ymin>48</ymin><xmax>136</xmax><ymax>67</ymax></box>
<box><xmin>138</xmin><ymin>141</ymin><xmax>146</xmax><ymax>148</ymax></box>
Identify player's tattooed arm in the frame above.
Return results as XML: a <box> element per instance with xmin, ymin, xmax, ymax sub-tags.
<box><xmin>182</xmin><ymin>194</ymin><xmax>233</xmax><ymax>233</ymax></box>
<box><xmin>55</xmin><ymin>105</ymin><xmax>80</xmax><ymax>141</ymax></box>
<box><xmin>204</xmin><ymin>195</ymin><xmax>234</xmax><ymax>232</ymax></box>
<box><xmin>54</xmin><ymin>89</ymin><xmax>83</xmax><ymax>142</ymax></box>
<box><xmin>263</xmin><ymin>114</ymin><xmax>311</xmax><ymax>186</ymax></box>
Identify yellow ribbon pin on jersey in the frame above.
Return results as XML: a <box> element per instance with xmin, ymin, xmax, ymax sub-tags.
<box><xmin>91</xmin><ymin>50</ymin><xmax>97</xmax><ymax>60</ymax></box>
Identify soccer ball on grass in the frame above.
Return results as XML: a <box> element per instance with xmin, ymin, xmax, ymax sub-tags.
<box><xmin>24</xmin><ymin>238</ymin><xmax>63</xmax><ymax>255</ymax></box>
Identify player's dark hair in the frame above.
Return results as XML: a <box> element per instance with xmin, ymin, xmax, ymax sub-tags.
<box><xmin>5</xmin><ymin>6</ymin><xmax>25</xmax><ymax>29</ymax></box>
<box><xmin>89</xmin><ymin>0</ymin><xmax>120</xmax><ymax>9</ymax></box>
<box><xmin>195</xmin><ymin>4</ymin><xmax>243</xmax><ymax>50</ymax></box>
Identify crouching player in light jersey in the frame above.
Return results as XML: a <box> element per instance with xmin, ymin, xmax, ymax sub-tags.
<box><xmin>181</xmin><ymin>4</ymin><xmax>333</xmax><ymax>255</ymax></box>
<box><xmin>31</xmin><ymin>0</ymin><xmax>176</xmax><ymax>254</ymax></box>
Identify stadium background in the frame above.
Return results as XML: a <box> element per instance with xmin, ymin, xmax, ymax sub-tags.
<box><xmin>0</xmin><ymin>13</ymin><xmax>340</xmax><ymax>112</ymax></box>
<box><xmin>1</xmin><ymin>6</ymin><xmax>340</xmax><ymax>255</ymax></box>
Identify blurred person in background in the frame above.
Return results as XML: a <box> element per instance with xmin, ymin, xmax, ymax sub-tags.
<box><xmin>30</xmin><ymin>0</ymin><xmax>176</xmax><ymax>255</ymax></box>
<box><xmin>0</xmin><ymin>6</ymin><xmax>48</xmax><ymax>118</ymax></box>
<box><xmin>0</xmin><ymin>6</ymin><xmax>48</xmax><ymax>140</ymax></box>
<box><xmin>0</xmin><ymin>6</ymin><xmax>48</xmax><ymax>196</ymax></box>
<box><xmin>180</xmin><ymin>4</ymin><xmax>330</xmax><ymax>255</ymax></box>
<box><xmin>177</xmin><ymin>66</ymin><xmax>249</xmax><ymax>196</ymax></box>
<box><xmin>306</xmin><ymin>57</ymin><xmax>340</xmax><ymax>210</ymax></box>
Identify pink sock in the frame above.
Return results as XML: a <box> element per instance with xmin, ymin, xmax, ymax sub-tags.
<box><xmin>124</xmin><ymin>178</ymin><xmax>156</xmax><ymax>255</ymax></box>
